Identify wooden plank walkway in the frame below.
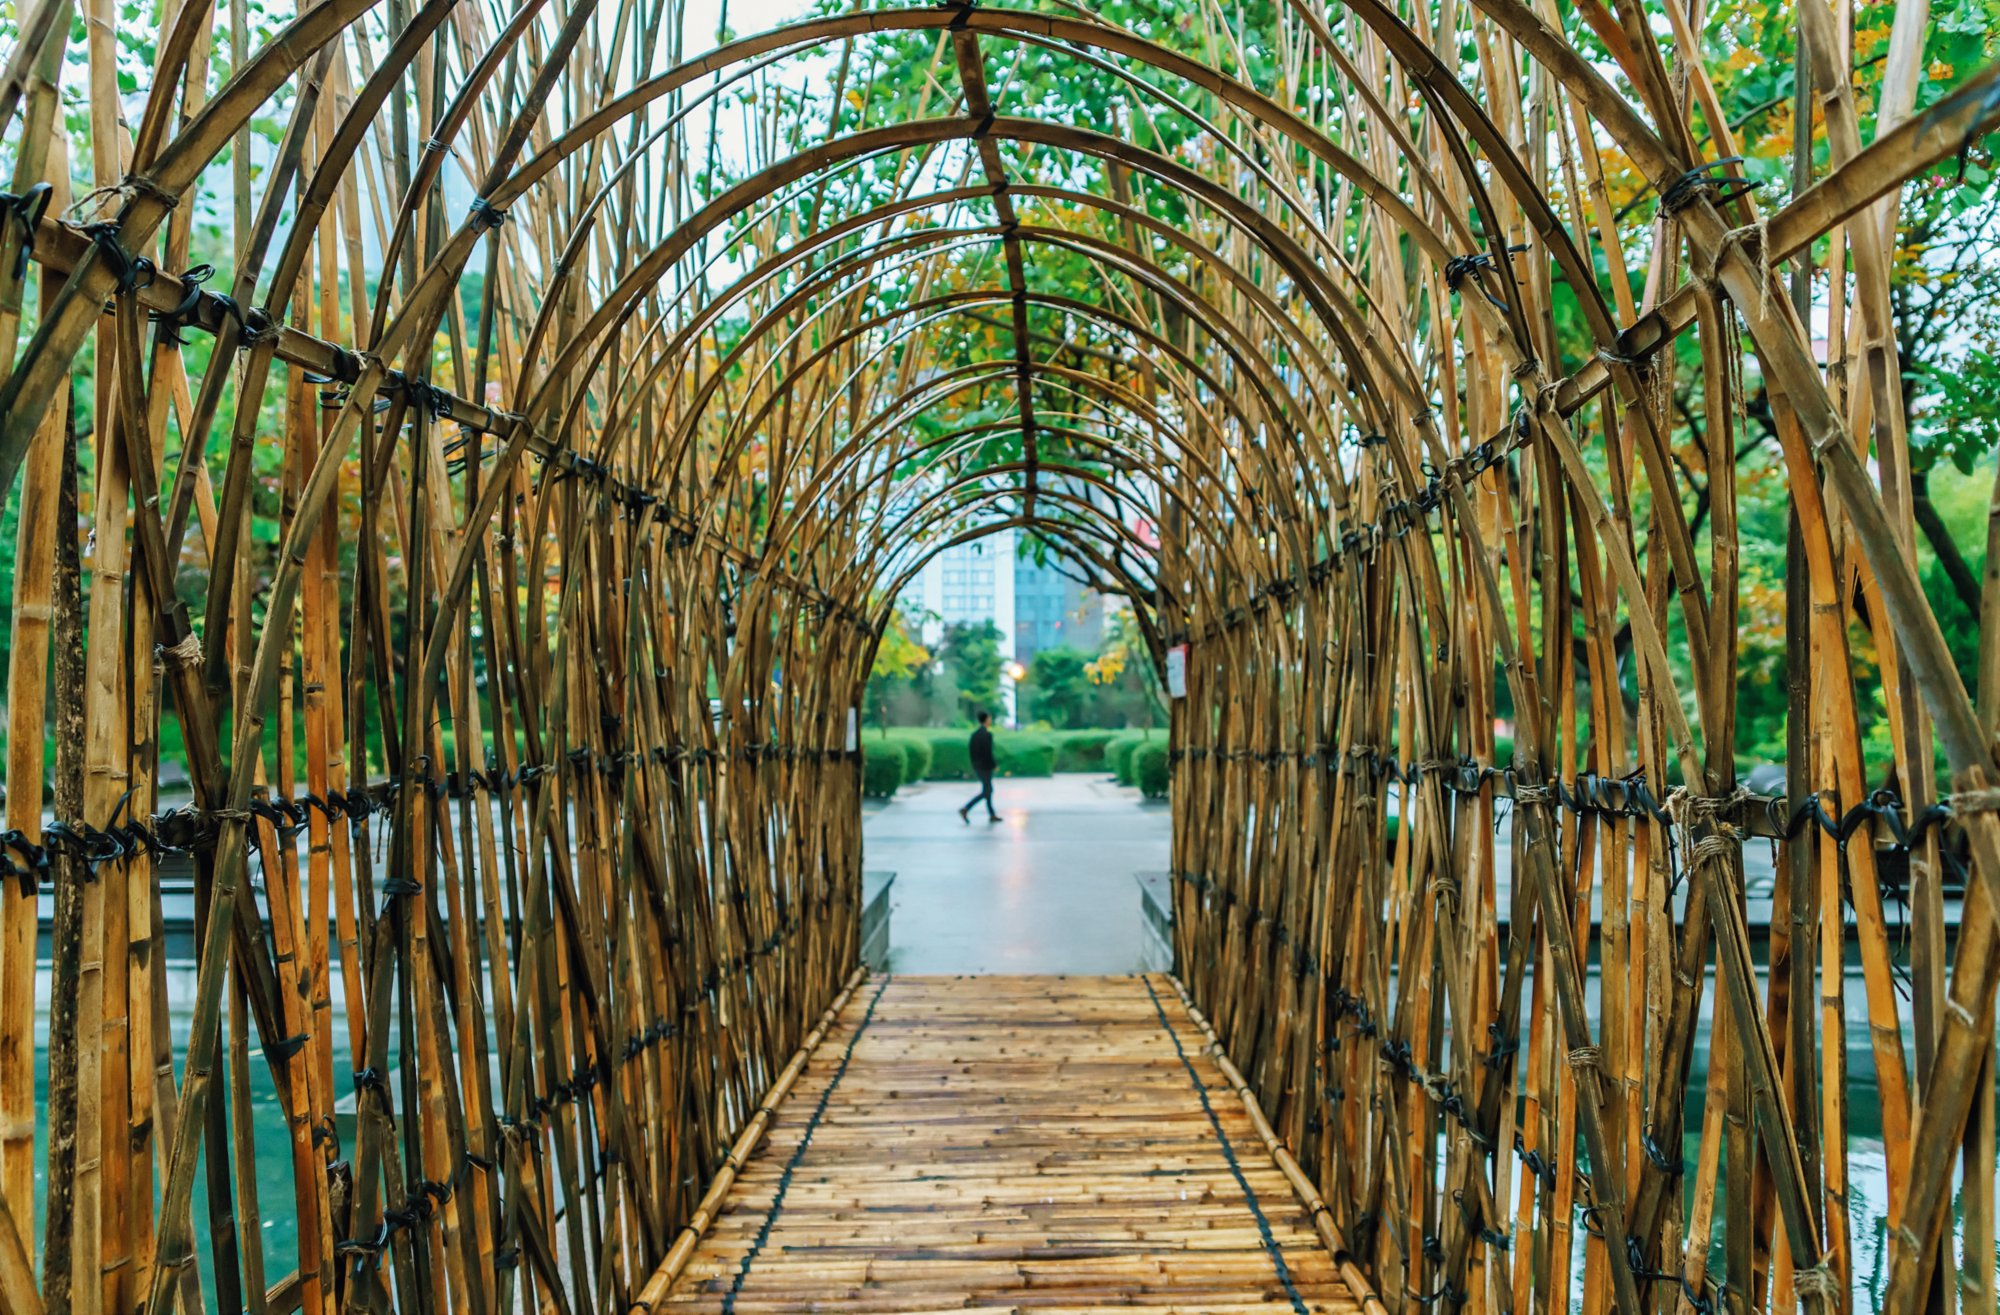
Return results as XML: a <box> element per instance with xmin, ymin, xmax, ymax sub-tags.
<box><xmin>659</xmin><ymin>975</ymin><xmax>1368</xmax><ymax>1313</ymax></box>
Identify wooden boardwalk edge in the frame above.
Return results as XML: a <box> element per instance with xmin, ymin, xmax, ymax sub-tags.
<box><xmin>645</xmin><ymin>973</ymin><xmax>1390</xmax><ymax>1313</ymax></box>
<box><xmin>1162</xmin><ymin>976</ymin><xmax>1390</xmax><ymax>1315</ymax></box>
<box><xmin>633</xmin><ymin>967</ymin><xmax>872</xmax><ymax>1311</ymax></box>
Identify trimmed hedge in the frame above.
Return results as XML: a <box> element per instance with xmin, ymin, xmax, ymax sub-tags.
<box><xmin>1052</xmin><ymin>729</ymin><xmax>1117</xmax><ymax>771</ymax></box>
<box><xmin>999</xmin><ymin>734</ymin><xmax>1056</xmax><ymax>777</ymax></box>
<box><xmin>860</xmin><ymin>727</ymin><xmax>1153</xmax><ymax>782</ymax></box>
<box><xmin>1107</xmin><ymin>730</ymin><xmax>1162</xmax><ymax>786</ymax></box>
<box><xmin>861</xmin><ymin>744</ymin><xmax>905</xmax><ymax>798</ymax></box>
<box><xmin>874</xmin><ymin>732</ymin><xmax>932</xmax><ymax>782</ymax></box>
<box><xmin>925</xmin><ymin>731</ymin><xmax>975</xmax><ymax>779</ymax></box>
<box><xmin>1134</xmin><ymin>741</ymin><xmax>1171</xmax><ymax>799</ymax></box>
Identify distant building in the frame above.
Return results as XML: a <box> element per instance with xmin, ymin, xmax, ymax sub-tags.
<box><xmin>900</xmin><ymin>528</ymin><xmax>1020</xmax><ymax>721</ymax></box>
<box><xmin>1013</xmin><ymin>555</ymin><xmax>1103</xmax><ymax>663</ymax></box>
<box><xmin>896</xmin><ymin>531</ymin><xmax>1112</xmax><ymax>723</ymax></box>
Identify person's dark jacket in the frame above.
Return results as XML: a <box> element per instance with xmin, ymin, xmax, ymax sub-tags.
<box><xmin>969</xmin><ymin>726</ymin><xmax>996</xmax><ymax>775</ymax></box>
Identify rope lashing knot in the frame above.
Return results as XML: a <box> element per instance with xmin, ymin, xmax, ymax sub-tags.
<box><xmin>1690</xmin><ymin>833</ymin><xmax>1738</xmax><ymax>869</ymax></box>
<box><xmin>1</xmin><ymin>183</ymin><xmax>53</xmax><ymax>280</ymax></box>
<box><xmin>149</xmin><ymin>262</ymin><xmax>214</xmax><ymax>344</ymax></box>
<box><xmin>1718</xmin><ymin>214</ymin><xmax>1776</xmax><ymax>324</ymax></box>
<box><xmin>156</xmin><ymin>630</ymin><xmax>203</xmax><ymax>668</ymax></box>
<box><xmin>212</xmin><ymin>294</ymin><xmax>281</xmax><ymax>346</ymax></box>
<box><xmin>1566</xmin><ymin>1044</ymin><xmax>1602</xmax><ymax>1070</ymax></box>
<box><xmin>0</xmin><ymin>829</ymin><xmax>48</xmax><ymax>896</ymax></box>
<box><xmin>1658</xmin><ymin>156</ymin><xmax>1759</xmax><ymax>215</ymax></box>
<box><xmin>1945</xmin><ymin>786</ymin><xmax>2000</xmax><ymax>815</ymax></box>
<box><xmin>1442</xmin><ymin>244</ymin><xmax>1527</xmax><ymax>311</ymax></box>
<box><xmin>1512</xmin><ymin>783</ymin><xmax>1555</xmax><ymax>809</ymax></box>
<box><xmin>1792</xmin><ymin>1263</ymin><xmax>1842</xmax><ymax>1310</ymax></box>
<box><xmin>470</xmin><ymin>196</ymin><xmax>507</xmax><ymax>230</ymax></box>
<box><xmin>82</xmin><ymin>221</ymin><xmax>157</xmax><ymax>296</ymax></box>
<box><xmin>1640</xmin><ymin>1122</ymin><xmax>1685</xmax><ymax>1177</ymax></box>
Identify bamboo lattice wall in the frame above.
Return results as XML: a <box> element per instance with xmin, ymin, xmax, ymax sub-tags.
<box><xmin>0</xmin><ymin>0</ymin><xmax>1996</xmax><ymax>1313</ymax></box>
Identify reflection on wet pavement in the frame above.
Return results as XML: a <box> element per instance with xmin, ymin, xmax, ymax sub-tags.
<box><xmin>862</xmin><ymin>774</ymin><xmax>1170</xmax><ymax>974</ymax></box>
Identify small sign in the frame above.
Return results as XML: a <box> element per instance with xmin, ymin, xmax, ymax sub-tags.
<box><xmin>1165</xmin><ymin>645</ymin><xmax>1188</xmax><ymax>699</ymax></box>
<box><xmin>845</xmin><ymin>707</ymin><xmax>859</xmax><ymax>752</ymax></box>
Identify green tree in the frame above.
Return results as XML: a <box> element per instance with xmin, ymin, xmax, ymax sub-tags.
<box><xmin>940</xmin><ymin>620</ymin><xmax>1003</xmax><ymax>724</ymax></box>
<box><xmin>866</xmin><ymin>608</ymin><xmax>931</xmax><ymax>728</ymax></box>
<box><xmin>1026</xmin><ymin>647</ymin><xmax>1092</xmax><ymax>728</ymax></box>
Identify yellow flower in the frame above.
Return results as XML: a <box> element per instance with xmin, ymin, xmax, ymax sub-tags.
<box><xmin>1929</xmin><ymin>59</ymin><xmax>1954</xmax><ymax>82</ymax></box>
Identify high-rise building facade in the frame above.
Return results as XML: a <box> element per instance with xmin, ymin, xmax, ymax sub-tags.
<box><xmin>1012</xmin><ymin>554</ymin><xmax>1103</xmax><ymax>663</ymax></box>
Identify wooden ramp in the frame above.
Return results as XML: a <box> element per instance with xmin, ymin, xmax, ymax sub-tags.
<box><xmin>659</xmin><ymin>975</ymin><xmax>1368</xmax><ymax>1313</ymax></box>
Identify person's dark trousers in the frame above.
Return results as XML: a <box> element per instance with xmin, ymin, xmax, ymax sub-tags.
<box><xmin>963</xmin><ymin>771</ymin><xmax>997</xmax><ymax>818</ymax></box>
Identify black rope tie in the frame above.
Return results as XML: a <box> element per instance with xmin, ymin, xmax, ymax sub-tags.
<box><xmin>2</xmin><ymin>183</ymin><xmax>53</xmax><ymax>281</ymax></box>
<box><xmin>83</xmin><ymin>221</ymin><xmax>156</xmax><ymax>297</ymax></box>
<box><xmin>150</xmin><ymin>262</ymin><xmax>214</xmax><ymax>344</ymax></box>
<box><xmin>1141</xmin><ymin>977</ymin><xmax>1311</xmax><ymax>1315</ymax></box>
<box><xmin>1656</xmin><ymin>156</ymin><xmax>1759</xmax><ymax>216</ymax></box>
<box><xmin>1442</xmin><ymin>244</ymin><xmax>1528</xmax><ymax>312</ymax></box>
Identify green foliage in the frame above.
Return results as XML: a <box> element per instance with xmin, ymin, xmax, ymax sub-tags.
<box><xmin>892</xmin><ymin>733</ymin><xmax>934</xmax><ymax>783</ymax></box>
<box><xmin>925</xmin><ymin>730</ymin><xmax>975</xmax><ymax>779</ymax></box>
<box><xmin>997</xmin><ymin>734</ymin><xmax>1056</xmax><ymax>777</ymax></box>
<box><xmin>1107</xmin><ymin>730</ymin><xmax>1164</xmax><ymax>786</ymax></box>
<box><xmin>1134</xmin><ymin>742</ymin><xmax>1171</xmax><ymax>799</ymax></box>
<box><xmin>939</xmin><ymin>620</ymin><xmax>1004</xmax><ymax>724</ymax></box>
<box><xmin>1024</xmin><ymin>647</ymin><xmax>1092</xmax><ymax>727</ymax></box>
<box><xmin>1052</xmin><ymin>730</ymin><xmax>1117</xmax><ymax>771</ymax></box>
<box><xmin>861</xmin><ymin>743</ymin><xmax>905</xmax><ymax>798</ymax></box>
<box><xmin>866</xmin><ymin>609</ymin><xmax>932</xmax><ymax>729</ymax></box>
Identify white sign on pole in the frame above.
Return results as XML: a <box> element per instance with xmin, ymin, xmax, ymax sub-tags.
<box><xmin>1165</xmin><ymin>644</ymin><xmax>1188</xmax><ymax>699</ymax></box>
<box><xmin>845</xmin><ymin>707</ymin><xmax>859</xmax><ymax>751</ymax></box>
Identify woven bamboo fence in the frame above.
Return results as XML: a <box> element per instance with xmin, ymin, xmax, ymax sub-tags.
<box><xmin>0</xmin><ymin>0</ymin><xmax>1997</xmax><ymax>1313</ymax></box>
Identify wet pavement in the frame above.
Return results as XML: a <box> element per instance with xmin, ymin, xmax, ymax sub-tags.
<box><xmin>861</xmin><ymin>774</ymin><xmax>1170</xmax><ymax>974</ymax></box>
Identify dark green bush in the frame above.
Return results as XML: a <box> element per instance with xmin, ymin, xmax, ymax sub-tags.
<box><xmin>861</xmin><ymin>744</ymin><xmax>904</xmax><ymax>798</ymax></box>
<box><xmin>1108</xmin><ymin>731</ymin><xmax>1160</xmax><ymax>785</ymax></box>
<box><xmin>1135</xmin><ymin>742</ymin><xmax>1171</xmax><ymax>799</ymax></box>
<box><xmin>998</xmin><ymin>734</ymin><xmax>1056</xmax><ymax>777</ymax></box>
<box><xmin>886</xmin><ymin>734</ymin><xmax>932</xmax><ymax>782</ymax></box>
<box><xmin>925</xmin><ymin>731</ymin><xmax>974</xmax><ymax>779</ymax></box>
<box><xmin>1052</xmin><ymin>729</ymin><xmax>1116</xmax><ymax>771</ymax></box>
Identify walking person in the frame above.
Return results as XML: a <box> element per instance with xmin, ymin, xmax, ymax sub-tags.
<box><xmin>958</xmin><ymin>711</ymin><xmax>1001</xmax><ymax>823</ymax></box>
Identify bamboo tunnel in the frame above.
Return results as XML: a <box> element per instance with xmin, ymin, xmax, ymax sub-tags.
<box><xmin>1</xmin><ymin>0</ymin><xmax>1997</xmax><ymax>1313</ymax></box>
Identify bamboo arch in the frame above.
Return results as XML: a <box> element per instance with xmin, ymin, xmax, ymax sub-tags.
<box><xmin>1</xmin><ymin>2</ymin><xmax>1997</xmax><ymax>1314</ymax></box>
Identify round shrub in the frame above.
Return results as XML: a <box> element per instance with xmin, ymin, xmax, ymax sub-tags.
<box><xmin>1108</xmin><ymin>731</ymin><xmax>1158</xmax><ymax>786</ymax></box>
<box><xmin>1135</xmin><ymin>742</ymin><xmax>1171</xmax><ymax>799</ymax></box>
<box><xmin>892</xmin><ymin>734</ymin><xmax>933</xmax><ymax>782</ymax></box>
<box><xmin>861</xmin><ymin>744</ymin><xmax>905</xmax><ymax>798</ymax></box>
<box><xmin>998</xmin><ymin>734</ymin><xmax>1056</xmax><ymax>777</ymax></box>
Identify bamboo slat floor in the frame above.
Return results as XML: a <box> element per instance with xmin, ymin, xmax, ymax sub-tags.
<box><xmin>658</xmin><ymin>975</ymin><xmax>1367</xmax><ymax>1313</ymax></box>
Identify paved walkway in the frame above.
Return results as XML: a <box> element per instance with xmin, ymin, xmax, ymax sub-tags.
<box><xmin>660</xmin><ymin>975</ymin><xmax>1362</xmax><ymax>1313</ymax></box>
<box><xmin>861</xmin><ymin>774</ymin><xmax>1171</xmax><ymax>974</ymax></box>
